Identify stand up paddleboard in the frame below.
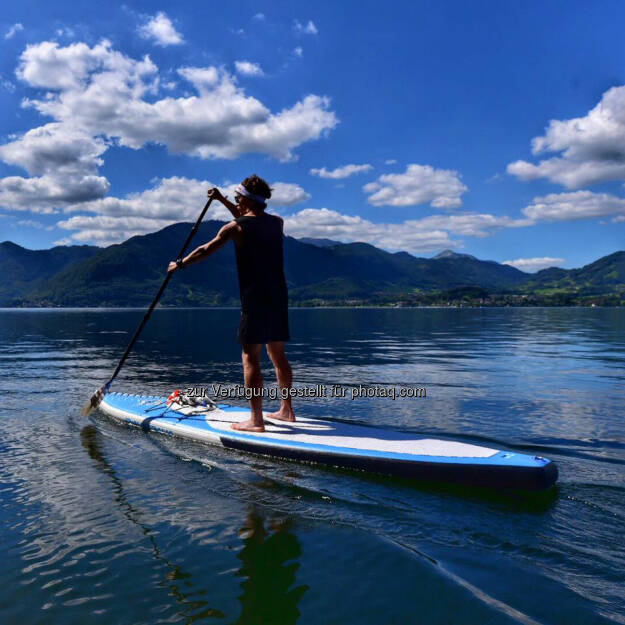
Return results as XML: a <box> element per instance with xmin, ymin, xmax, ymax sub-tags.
<box><xmin>99</xmin><ymin>393</ymin><xmax>558</xmax><ymax>491</ymax></box>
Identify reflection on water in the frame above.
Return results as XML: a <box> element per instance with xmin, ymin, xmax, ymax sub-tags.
<box><xmin>0</xmin><ymin>308</ymin><xmax>623</xmax><ymax>624</ymax></box>
<box><xmin>80</xmin><ymin>424</ymin><xmax>226</xmax><ymax>622</ymax></box>
<box><xmin>80</xmin><ymin>423</ymin><xmax>307</xmax><ymax>624</ymax></box>
<box><xmin>234</xmin><ymin>510</ymin><xmax>307</xmax><ymax>625</ymax></box>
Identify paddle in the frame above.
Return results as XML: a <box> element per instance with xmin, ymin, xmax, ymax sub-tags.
<box><xmin>81</xmin><ymin>196</ymin><xmax>214</xmax><ymax>416</ymax></box>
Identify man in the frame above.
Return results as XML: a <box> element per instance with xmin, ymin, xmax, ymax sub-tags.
<box><xmin>168</xmin><ymin>175</ymin><xmax>295</xmax><ymax>432</ymax></box>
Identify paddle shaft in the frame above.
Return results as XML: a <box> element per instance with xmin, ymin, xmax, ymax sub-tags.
<box><xmin>105</xmin><ymin>197</ymin><xmax>213</xmax><ymax>387</ymax></box>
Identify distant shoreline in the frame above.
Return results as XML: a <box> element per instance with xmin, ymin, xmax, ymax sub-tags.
<box><xmin>0</xmin><ymin>304</ymin><xmax>622</xmax><ymax>311</ymax></box>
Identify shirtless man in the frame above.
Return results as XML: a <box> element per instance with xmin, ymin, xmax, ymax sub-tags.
<box><xmin>168</xmin><ymin>175</ymin><xmax>294</xmax><ymax>432</ymax></box>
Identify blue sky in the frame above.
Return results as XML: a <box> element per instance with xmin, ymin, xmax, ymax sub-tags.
<box><xmin>1</xmin><ymin>0</ymin><xmax>624</xmax><ymax>271</ymax></box>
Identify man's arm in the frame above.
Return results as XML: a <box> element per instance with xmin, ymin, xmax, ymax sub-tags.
<box><xmin>168</xmin><ymin>222</ymin><xmax>239</xmax><ymax>273</ymax></box>
<box><xmin>208</xmin><ymin>187</ymin><xmax>240</xmax><ymax>218</ymax></box>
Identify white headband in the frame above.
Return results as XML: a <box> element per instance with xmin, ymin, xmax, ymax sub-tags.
<box><xmin>235</xmin><ymin>184</ymin><xmax>267</xmax><ymax>206</ymax></box>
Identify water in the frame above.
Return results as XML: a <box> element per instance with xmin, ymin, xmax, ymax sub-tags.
<box><xmin>0</xmin><ymin>307</ymin><xmax>623</xmax><ymax>624</ymax></box>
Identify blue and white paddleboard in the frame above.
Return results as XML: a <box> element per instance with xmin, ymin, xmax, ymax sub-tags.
<box><xmin>99</xmin><ymin>393</ymin><xmax>558</xmax><ymax>491</ymax></box>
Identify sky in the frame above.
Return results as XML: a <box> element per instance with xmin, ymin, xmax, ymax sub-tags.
<box><xmin>1</xmin><ymin>0</ymin><xmax>624</xmax><ymax>272</ymax></box>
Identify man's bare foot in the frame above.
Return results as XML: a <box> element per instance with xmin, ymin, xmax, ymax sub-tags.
<box><xmin>231</xmin><ymin>419</ymin><xmax>265</xmax><ymax>432</ymax></box>
<box><xmin>265</xmin><ymin>409</ymin><xmax>296</xmax><ymax>422</ymax></box>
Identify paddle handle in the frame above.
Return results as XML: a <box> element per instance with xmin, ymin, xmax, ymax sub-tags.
<box><xmin>106</xmin><ymin>197</ymin><xmax>213</xmax><ymax>386</ymax></box>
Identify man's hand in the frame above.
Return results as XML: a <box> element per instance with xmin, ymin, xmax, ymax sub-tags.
<box><xmin>207</xmin><ymin>187</ymin><xmax>225</xmax><ymax>203</ymax></box>
<box><xmin>168</xmin><ymin>260</ymin><xmax>181</xmax><ymax>273</ymax></box>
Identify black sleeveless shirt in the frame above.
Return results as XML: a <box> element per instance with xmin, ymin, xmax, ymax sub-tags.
<box><xmin>234</xmin><ymin>213</ymin><xmax>288</xmax><ymax>312</ymax></box>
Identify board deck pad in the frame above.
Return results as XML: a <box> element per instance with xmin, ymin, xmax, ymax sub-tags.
<box><xmin>99</xmin><ymin>393</ymin><xmax>558</xmax><ymax>490</ymax></box>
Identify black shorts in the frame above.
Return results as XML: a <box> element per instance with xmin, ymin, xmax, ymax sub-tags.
<box><xmin>237</xmin><ymin>307</ymin><xmax>290</xmax><ymax>345</ymax></box>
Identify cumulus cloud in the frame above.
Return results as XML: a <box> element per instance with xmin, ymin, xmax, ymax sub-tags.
<box><xmin>0</xmin><ymin>174</ymin><xmax>109</xmax><ymax>213</ymax></box>
<box><xmin>176</xmin><ymin>65</ymin><xmax>219</xmax><ymax>92</ymax></box>
<box><xmin>54</xmin><ymin>173</ymin><xmax>529</xmax><ymax>252</ymax></box>
<box><xmin>0</xmin><ymin>123</ymin><xmax>107</xmax><ymax>176</ymax></box>
<box><xmin>294</xmin><ymin>20</ymin><xmax>318</xmax><ymax>35</ymax></box>
<box><xmin>405</xmin><ymin>212</ymin><xmax>528</xmax><ymax>237</ymax></box>
<box><xmin>234</xmin><ymin>60</ymin><xmax>264</xmax><ymax>76</ymax></box>
<box><xmin>138</xmin><ymin>12</ymin><xmax>184</xmax><ymax>47</ymax></box>
<box><xmin>507</xmin><ymin>85</ymin><xmax>625</xmax><ymax>188</ymax></box>
<box><xmin>310</xmin><ymin>164</ymin><xmax>373</xmax><ymax>179</ymax></box>
<box><xmin>363</xmin><ymin>164</ymin><xmax>468</xmax><ymax>208</ymax></box>
<box><xmin>0</xmin><ymin>39</ymin><xmax>336</xmax><ymax>214</ymax></box>
<box><xmin>58</xmin><ymin>214</ymin><xmax>176</xmax><ymax>245</ymax></box>
<box><xmin>58</xmin><ymin>177</ymin><xmax>310</xmax><ymax>244</ymax></box>
<box><xmin>282</xmin><ymin>209</ymin><xmax>527</xmax><ymax>252</ymax></box>
<box><xmin>521</xmin><ymin>191</ymin><xmax>625</xmax><ymax>222</ymax></box>
<box><xmin>0</xmin><ymin>123</ymin><xmax>109</xmax><ymax>211</ymax></box>
<box><xmin>265</xmin><ymin>182</ymin><xmax>310</xmax><ymax>206</ymax></box>
<box><xmin>293</xmin><ymin>46</ymin><xmax>303</xmax><ymax>58</ymax></box>
<box><xmin>282</xmin><ymin>208</ymin><xmax>456</xmax><ymax>253</ymax></box>
<box><xmin>503</xmin><ymin>257</ymin><xmax>565</xmax><ymax>273</ymax></box>
<box><xmin>18</xmin><ymin>41</ymin><xmax>336</xmax><ymax>160</ymax></box>
<box><xmin>4</xmin><ymin>23</ymin><xmax>23</xmax><ymax>40</ymax></box>
<box><xmin>220</xmin><ymin>181</ymin><xmax>310</xmax><ymax>206</ymax></box>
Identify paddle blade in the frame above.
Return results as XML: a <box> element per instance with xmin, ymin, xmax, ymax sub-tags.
<box><xmin>81</xmin><ymin>385</ymin><xmax>107</xmax><ymax>416</ymax></box>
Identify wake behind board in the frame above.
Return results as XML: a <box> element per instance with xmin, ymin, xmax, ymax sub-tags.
<box><xmin>99</xmin><ymin>393</ymin><xmax>558</xmax><ymax>491</ymax></box>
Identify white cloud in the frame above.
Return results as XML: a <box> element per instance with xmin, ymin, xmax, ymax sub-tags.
<box><xmin>503</xmin><ymin>257</ymin><xmax>565</xmax><ymax>273</ymax></box>
<box><xmin>385</xmin><ymin>159</ymin><xmax>397</xmax><ymax>165</ymax></box>
<box><xmin>294</xmin><ymin>20</ymin><xmax>318</xmax><ymax>35</ymax></box>
<box><xmin>293</xmin><ymin>46</ymin><xmax>303</xmax><ymax>58</ymax></box>
<box><xmin>234</xmin><ymin>61</ymin><xmax>264</xmax><ymax>77</ymax></box>
<box><xmin>51</xmin><ymin>175</ymin><xmax>529</xmax><ymax>251</ymax></box>
<box><xmin>266</xmin><ymin>182</ymin><xmax>310</xmax><ymax>206</ymax></box>
<box><xmin>507</xmin><ymin>85</ymin><xmax>625</xmax><ymax>188</ymax></box>
<box><xmin>0</xmin><ymin>174</ymin><xmax>108</xmax><ymax>213</ymax></box>
<box><xmin>138</xmin><ymin>12</ymin><xmax>184</xmax><ymax>47</ymax></box>
<box><xmin>55</xmin><ymin>27</ymin><xmax>75</xmax><ymax>38</ymax></box>
<box><xmin>220</xmin><ymin>181</ymin><xmax>310</xmax><ymax>206</ymax></box>
<box><xmin>176</xmin><ymin>66</ymin><xmax>219</xmax><ymax>92</ymax></box>
<box><xmin>57</xmin><ymin>177</ymin><xmax>310</xmax><ymax>244</ymax></box>
<box><xmin>0</xmin><ymin>123</ymin><xmax>107</xmax><ymax>176</ymax></box>
<box><xmin>310</xmin><ymin>163</ymin><xmax>373</xmax><ymax>179</ymax></box>
<box><xmin>363</xmin><ymin>164</ymin><xmax>468</xmax><ymax>209</ymax></box>
<box><xmin>16</xmin><ymin>39</ymin><xmax>158</xmax><ymax>91</ymax></box>
<box><xmin>16</xmin><ymin>219</ymin><xmax>45</xmax><ymax>229</ymax></box>
<box><xmin>252</xmin><ymin>13</ymin><xmax>266</xmax><ymax>21</ymax></box>
<box><xmin>283</xmin><ymin>209</ymin><xmax>527</xmax><ymax>252</ymax></box>
<box><xmin>522</xmin><ymin>191</ymin><xmax>625</xmax><ymax>222</ymax></box>
<box><xmin>0</xmin><ymin>123</ymin><xmax>109</xmax><ymax>211</ymax></box>
<box><xmin>0</xmin><ymin>76</ymin><xmax>15</xmax><ymax>92</ymax></box>
<box><xmin>58</xmin><ymin>214</ymin><xmax>175</xmax><ymax>245</ymax></box>
<box><xmin>283</xmin><ymin>208</ymin><xmax>456</xmax><ymax>253</ymax></box>
<box><xmin>405</xmin><ymin>213</ymin><xmax>528</xmax><ymax>237</ymax></box>
<box><xmin>4</xmin><ymin>23</ymin><xmax>23</xmax><ymax>40</ymax></box>
<box><xmin>1</xmin><ymin>40</ymin><xmax>337</xmax><ymax>214</ymax></box>
<box><xmin>56</xmin><ymin>177</ymin><xmax>462</xmax><ymax>252</ymax></box>
<box><xmin>18</xmin><ymin>41</ymin><xmax>336</xmax><ymax>160</ymax></box>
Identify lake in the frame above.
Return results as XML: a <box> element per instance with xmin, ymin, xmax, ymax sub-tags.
<box><xmin>0</xmin><ymin>307</ymin><xmax>623</xmax><ymax>624</ymax></box>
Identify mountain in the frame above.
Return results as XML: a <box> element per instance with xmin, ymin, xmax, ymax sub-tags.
<box><xmin>2</xmin><ymin>223</ymin><xmax>623</xmax><ymax>307</ymax></box>
<box><xmin>30</xmin><ymin>222</ymin><xmax>241</xmax><ymax>307</ymax></box>
<box><xmin>25</xmin><ymin>222</ymin><xmax>528</xmax><ymax>306</ymax></box>
<box><xmin>433</xmin><ymin>249</ymin><xmax>478</xmax><ymax>260</ymax></box>
<box><xmin>298</xmin><ymin>237</ymin><xmax>343</xmax><ymax>247</ymax></box>
<box><xmin>0</xmin><ymin>241</ymin><xmax>98</xmax><ymax>304</ymax></box>
<box><xmin>526</xmin><ymin>251</ymin><xmax>625</xmax><ymax>292</ymax></box>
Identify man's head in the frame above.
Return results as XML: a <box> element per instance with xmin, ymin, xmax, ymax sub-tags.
<box><xmin>235</xmin><ymin>174</ymin><xmax>272</xmax><ymax>212</ymax></box>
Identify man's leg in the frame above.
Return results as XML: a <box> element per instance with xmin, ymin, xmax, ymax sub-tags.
<box><xmin>232</xmin><ymin>343</ymin><xmax>265</xmax><ymax>432</ymax></box>
<box><xmin>266</xmin><ymin>341</ymin><xmax>295</xmax><ymax>422</ymax></box>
